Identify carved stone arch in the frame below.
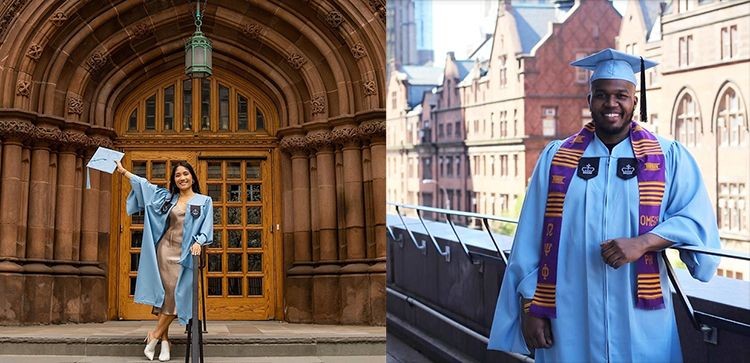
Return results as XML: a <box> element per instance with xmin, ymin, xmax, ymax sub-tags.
<box><xmin>101</xmin><ymin>43</ymin><xmax>302</xmax><ymax>132</ymax></box>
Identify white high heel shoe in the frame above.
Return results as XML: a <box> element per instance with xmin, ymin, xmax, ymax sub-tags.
<box><xmin>144</xmin><ymin>333</ymin><xmax>159</xmax><ymax>361</ymax></box>
<box><xmin>158</xmin><ymin>340</ymin><xmax>171</xmax><ymax>361</ymax></box>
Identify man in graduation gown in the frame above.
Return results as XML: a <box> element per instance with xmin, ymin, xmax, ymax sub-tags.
<box><xmin>487</xmin><ymin>48</ymin><xmax>720</xmax><ymax>362</ymax></box>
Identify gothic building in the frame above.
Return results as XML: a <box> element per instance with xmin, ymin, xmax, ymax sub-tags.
<box><xmin>0</xmin><ymin>0</ymin><xmax>386</xmax><ymax>325</ymax></box>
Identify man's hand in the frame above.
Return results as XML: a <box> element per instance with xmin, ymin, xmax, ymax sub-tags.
<box><xmin>521</xmin><ymin>300</ymin><xmax>553</xmax><ymax>349</ymax></box>
<box><xmin>600</xmin><ymin>233</ymin><xmax>673</xmax><ymax>269</ymax></box>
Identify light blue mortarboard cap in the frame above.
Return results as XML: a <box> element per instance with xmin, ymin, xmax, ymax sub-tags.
<box><xmin>570</xmin><ymin>48</ymin><xmax>657</xmax><ymax>85</ymax></box>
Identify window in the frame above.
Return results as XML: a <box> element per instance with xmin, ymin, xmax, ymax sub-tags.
<box><xmin>513</xmin><ymin>154</ymin><xmax>519</xmax><ymax>177</ymax></box>
<box><xmin>455</xmin><ymin>121</ymin><xmax>461</xmax><ymax>137</ymax></box>
<box><xmin>500</xmin><ymin>155</ymin><xmax>508</xmax><ymax>177</ymax></box>
<box><xmin>674</xmin><ymin>93</ymin><xmax>701</xmax><ymax>147</ymax></box>
<box><xmin>513</xmin><ymin>109</ymin><xmax>518</xmax><ymax>136</ymax></box>
<box><xmin>439</xmin><ymin>123</ymin><xmax>444</xmax><ymax>137</ymax></box>
<box><xmin>679</xmin><ymin>35</ymin><xmax>693</xmax><ymax>67</ymax></box>
<box><xmin>721</xmin><ymin>27</ymin><xmax>730</xmax><ymax>60</ymax></box>
<box><xmin>123</xmin><ymin>77</ymin><xmax>271</xmax><ymax>134</ymax></box>
<box><xmin>164</xmin><ymin>85</ymin><xmax>174</xmax><ymax>131</ymax></box>
<box><xmin>575</xmin><ymin>52</ymin><xmax>590</xmax><ymax>83</ymax></box>
<box><xmin>422</xmin><ymin>157</ymin><xmax>432</xmax><ymax>179</ymax></box>
<box><xmin>446</xmin><ymin>156</ymin><xmax>453</xmax><ymax>177</ymax></box>
<box><xmin>543</xmin><ymin>107</ymin><xmax>557</xmax><ymax>137</ymax></box>
<box><xmin>717</xmin><ymin>87</ymin><xmax>745</xmax><ymax>147</ymax></box>
<box><xmin>490</xmin><ymin>156</ymin><xmax>495</xmax><ymax>176</ymax></box>
<box><xmin>499</xmin><ymin>56</ymin><xmax>507</xmax><ymax>87</ymax></box>
<box><xmin>718</xmin><ymin>182</ymin><xmax>747</xmax><ymax>233</ymax></box>
<box><xmin>447</xmin><ymin>123</ymin><xmax>453</xmax><ymax>137</ymax></box>
<box><xmin>391</xmin><ymin>91</ymin><xmax>397</xmax><ymax>109</ymax></box>
<box><xmin>439</xmin><ymin>156</ymin><xmax>444</xmax><ymax>176</ymax></box>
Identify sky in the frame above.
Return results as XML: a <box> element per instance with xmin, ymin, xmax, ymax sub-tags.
<box><xmin>430</xmin><ymin>0</ymin><xmax>628</xmax><ymax>67</ymax></box>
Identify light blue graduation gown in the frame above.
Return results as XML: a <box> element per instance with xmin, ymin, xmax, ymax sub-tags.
<box><xmin>487</xmin><ymin>134</ymin><xmax>720</xmax><ymax>362</ymax></box>
<box><xmin>126</xmin><ymin>175</ymin><xmax>214</xmax><ymax>325</ymax></box>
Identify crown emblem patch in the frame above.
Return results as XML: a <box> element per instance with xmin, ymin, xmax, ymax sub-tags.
<box><xmin>577</xmin><ymin>157</ymin><xmax>599</xmax><ymax>180</ymax></box>
<box><xmin>617</xmin><ymin>158</ymin><xmax>638</xmax><ymax>180</ymax></box>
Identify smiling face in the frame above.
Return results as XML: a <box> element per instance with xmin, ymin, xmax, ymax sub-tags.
<box><xmin>588</xmin><ymin>78</ymin><xmax>638</xmax><ymax>144</ymax></box>
<box><xmin>173</xmin><ymin>166</ymin><xmax>193</xmax><ymax>192</ymax></box>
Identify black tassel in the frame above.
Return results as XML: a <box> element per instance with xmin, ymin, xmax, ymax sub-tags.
<box><xmin>640</xmin><ymin>57</ymin><xmax>647</xmax><ymax>122</ymax></box>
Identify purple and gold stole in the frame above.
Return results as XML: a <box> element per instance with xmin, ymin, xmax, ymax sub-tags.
<box><xmin>529</xmin><ymin>121</ymin><xmax>666</xmax><ymax>319</ymax></box>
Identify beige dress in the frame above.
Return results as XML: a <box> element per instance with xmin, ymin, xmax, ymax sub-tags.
<box><xmin>152</xmin><ymin>203</ymin><xmax>185</xmax><ymax>316</ymax></box>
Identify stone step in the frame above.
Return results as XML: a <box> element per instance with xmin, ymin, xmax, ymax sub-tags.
<box><xmin>0</xmin><ymin>336</ymin><xmax>385</xmax><ymax>358</ymax></box>
<box><xmin>0</xmin><ymin>355</ymin><xmax>386</xmax><ymax>363</ymax></box>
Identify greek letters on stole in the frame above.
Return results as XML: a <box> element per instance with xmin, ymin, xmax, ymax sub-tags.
<box><xmin>529</xmin><ymin>121</ymin><xmax>666</xmax><ymax>319</ymax></box>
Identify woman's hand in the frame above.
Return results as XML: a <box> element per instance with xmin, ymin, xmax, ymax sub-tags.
<box><xmin>115</xmin><ymin>160</ymin><xmax>130</xmax><ymax>177</ymax></box>
<box><xmin>190</xmin><ymin>243</ymin><xmax>201</xmax><ymax>256</ymax></box>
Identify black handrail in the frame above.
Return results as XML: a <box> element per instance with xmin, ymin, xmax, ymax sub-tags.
<box><xmin>387</xmin><ymin>202</ymin><xmax>750</xmax><ymax>341</ymax></box>
<box><xmin>185</xmin><ymin>254</ymin><xmax>205</xmax><ymax>363</ymax></box>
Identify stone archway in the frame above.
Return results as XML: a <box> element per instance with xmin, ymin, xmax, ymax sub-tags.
<box><xmin>0</xmin><ymin>0</ymin><xmax>385</xmax><ymax>325</ymax></box>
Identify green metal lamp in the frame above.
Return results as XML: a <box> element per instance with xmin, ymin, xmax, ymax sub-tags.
<box><xmin>185</xmin><ymin>1</ymin><xmax>212</xmax><ymax>78</ymax></box>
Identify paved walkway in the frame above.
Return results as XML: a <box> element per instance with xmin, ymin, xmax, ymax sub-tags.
<box><xmin>0</xmin><ymin>320</ymin><xmax>385</xmax><ymax>341</ymax></box>
<box><xmin>0</xmin><ymin>321</ymin><xmax>385</xmax><ymax>361</ymax></box>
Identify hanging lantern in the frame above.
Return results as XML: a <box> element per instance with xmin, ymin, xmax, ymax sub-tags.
<box><xmin>185</xmin><ymin>1</ymin><xmax>212</xmax><ymax>78</ymax></box>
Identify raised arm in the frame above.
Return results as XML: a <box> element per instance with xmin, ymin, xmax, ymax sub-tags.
<box><xmin>115</xmin><ymin>160</ymin><xmax>133</xmax><ymax>180</ymax></box>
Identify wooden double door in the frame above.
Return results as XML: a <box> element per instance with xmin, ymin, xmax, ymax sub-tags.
<box><xmin>116</xmin><ymin>150</ymin><xmax>276</xmax><ymax>320</ymax></box>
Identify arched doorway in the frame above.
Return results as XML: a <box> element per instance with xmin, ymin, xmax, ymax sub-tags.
<box><xmin>113</xmin><ymin>68</ymin><xmax>281</xmax><ymax>320</ymax></box>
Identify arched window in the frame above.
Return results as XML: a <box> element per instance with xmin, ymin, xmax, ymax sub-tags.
<box><xmin>119</xmin><ymin>73</ymin><xmax>273</xmax><ymax>135</ymax></box>
<box><xmin>674</xmin><ymin>93</ymin><xmax>701</xmax><ymax>146</ymax></box>
<box><xmin>717</xmin><ymin>87</ymin><xmax>747</xmax><ymax>146</ymax></box>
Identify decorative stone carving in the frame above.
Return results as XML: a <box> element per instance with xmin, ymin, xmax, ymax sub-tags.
<box><xmin>67</xmin><ymin>95</ymin><xmax>83</xmax><ymax>115</ymax></box>
<box><xmin>0</xmin><ymin>0</ymin><xmax>27</xmax><ymax>40</ymax></box>
<box><xmin>325</xmin><ymin>11</ymin><xmax>344</xmax><ymax>28</ymax></box>
<box><xmin>50</xmin><ymin>11</ymin><xmax>67</xmax><ymax>27</ymax></box>
<box><xmin>279</xmin><ymin>135</ymin><xmax>309</xmax><ymax>154</ymax></box>
<box><xmin>368</xmin><ymin>0</ymin><xmax>386</xmax><ymax>21</ymax></box>
<box><xmin>129</xmin><ymin>22</ymin><xmax>152</xmax><ymax>40</ymax></box>
<box><xmin>62</xmin><ymin>130</ymin><xmax>90</xmax><ymax>148</ymax></box>
<box><xmin>358</xmin><ymin>120</ymin><xmax>386</xmax><ymax>139</ymax></box>
<box><xmin>31</xmin><ymin>126</ymin><xmax>62</xmax><ymax>144</ymax></box>
<box><xmin>305</xmin><ymin>130</ymin><xmax>333</xmax><ymax>151</ymax></box>
<box><xmin>331</xmin><ymin>126</ymin><xmax>361</xmax><ymax>146</ymax></box>
<box><xmin>363</xmin><ymin>80</ymin><xmax>377</xmax><ymax>96</ymax></box>
<box><xmin>26</xmin><ymin>43</ymin><xmax>42</xmax><ymax>60</ymax></box>
<box><xmin>287</xmin><ymin>52</ymin><xmax>306</xmax><ymax>69</ymax></box>
<box><xmin>119</xmin><ymin>137</ymin><xmax>278</xmax><ymax>146</ymax></box>
<box><xmin>242</xmin><ymin>23</ymin><xmax>263</xmax><ymax>39</ymax></box>
<box><xmin>351</xmin><ymin>43</ymin><xmax>367</xmax><ymax>59</ymax></box>
<box><xmin>89</xmin><ymin>134</ymin><xmax>114</xmax><ymax>148</ymax></box>
<box><xmin>85</xmin><ymin>50</ymin><xmax>109</xmax><ymax>75</ymax></box>
<box><xmin>0</xmin><ymin>119</ymin><xmax>34</xmax><ymax>140</ymax></box>
<box><xmin>16</xmin><ymin>80</ymin><xmax>30</xmax><ymax>97</ymax></box>
<box><xmin>311</xmin><ymin>96</ymin><xmax>326</xmax><ymax>115</ymax></box>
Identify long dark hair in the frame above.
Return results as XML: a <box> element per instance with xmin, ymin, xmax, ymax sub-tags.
<box><xmin>168</xmin><ymin>161</ymin><xmax>201</xmax><ymax>195</ymax></box>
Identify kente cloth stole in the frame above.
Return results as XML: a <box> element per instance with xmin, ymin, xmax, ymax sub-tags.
<box><xmin>529</xmin><ymin>121</ymin><xmax>666</xmax><ymax>319</ymax></box>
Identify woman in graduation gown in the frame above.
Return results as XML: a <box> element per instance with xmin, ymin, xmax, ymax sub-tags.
<box><xmin>116</xmin><ymin>160</ymin><xmax>213</xmax><ymax>362</ymax></box>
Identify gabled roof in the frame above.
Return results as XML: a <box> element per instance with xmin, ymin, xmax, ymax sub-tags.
<box><xmin>400</xmin><ymin>65</ymin><xmax>443</xmax><ymax>86</ymax></box>
<box><xmin>396</xmin><ymin>65</ymin><xmax>442</xmax><ymax>109</ymax></box>
<box><xmin>454</xmin><ymin>60</ymin><xmax>474</xmax><ymax>80</ymax></box>
<box><xmin>510</xmin><ymin>3</ymin><xmax>557</xmax><ymax>54</ymax></box>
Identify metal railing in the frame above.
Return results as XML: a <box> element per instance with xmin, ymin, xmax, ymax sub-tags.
<box><xmin>387</xmin><ymin>202</ymin><xmax>750</xmax><ymax>357</ymax></box>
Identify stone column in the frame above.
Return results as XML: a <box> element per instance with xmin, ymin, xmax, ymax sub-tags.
<box><xmin>0</xmin><ymin>120</ymin><xmax>33</xmax><ymax>324</ymax></box>
<box><xmin>0</xmin><ymin>128</ymin><xmax>28</xmax><ymax>269</ymax></box>
<box><xmin>307</xmin><ymin>130</ymin><xmax>338</xmax><ymax>262</ymax></box>
<box><xmin>26</xmin><ymin>133</ymin><xmax>56</xmax><ymax>265</ymax></box>
<box><xmin>334</xmin><ymin>126</ymin><xmax>366</xmax><ymax>260</ymax></box>
<box><xmin>23</xmin><ymin>137</ymin><xmax>55</xmax><ymax>324</ymax></box>
<box><xmin>80</xmin><ymin>151</ymin><xmax>100</xmax><ymax>268</ymax></box>
<box><xmin>333</xmin><ymin>125</ymin><xmax>370</xmax><ymax>324</ymax></box>
<box><xmin>307</xmin><ymin>130</ymin><xmax>341</xmax><ymax>323</ymax></box>
<box><xmin>53</xmin><ymin>148</ymin><xmax>77</xmax><ymax>265</ymax></box>
<box><xmin>280</xmin><ymin>135</ymin><xmax>313</xmax><ymax>323</ymax></box>
<box><xmin>362</xmin><ymin>120</ymin><xmax>387</xmax><ymax>325</ymax></box>
<box><xmin>17</xmin><ymin>147</ymin><xmax>30</xmax><ymax>259</ymax></box>
<box><xmin>51</xmin><ymin>130</ymin><xmax>88</xmax><ymax>323</ymax></box>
